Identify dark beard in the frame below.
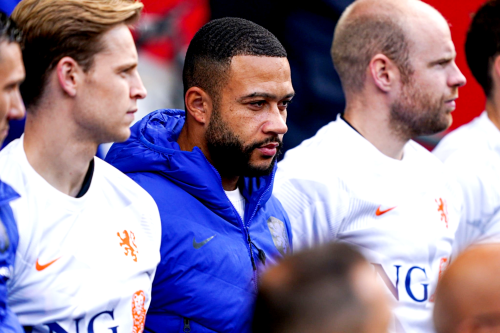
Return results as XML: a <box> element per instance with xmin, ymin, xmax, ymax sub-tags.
<box><xmin>205</xmin><ymin>109</ymin><xmax>282</xmax><ymax>179</ymax></box>
<box><xmin>390</xmin><ymin>78</ymin><xmax>450</xmax><ymax>140</ymax></box>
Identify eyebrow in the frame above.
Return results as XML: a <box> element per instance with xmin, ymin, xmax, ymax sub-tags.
<box><xmin>238</xmin><ymin>92</ymin><xmax>295</xmax><ymax>102</ymax></box>
<box><xmin>115</xmin><ymin>62</ymin><xmax>138</xmax><ymax>72</ymax></box>
<box><xmin>429</xmin><ymin>54</ymin><xmax>456</xmax><ymax>66</ymax></box>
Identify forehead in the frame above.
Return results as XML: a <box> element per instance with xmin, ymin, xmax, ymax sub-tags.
<box><xmin>93</xmin><ymin>24</ymin><xmax>138</xmax><ymax>65</ymax></box>
<box><xmin>407</xmin><ymin>10</ymin><xmax>455</xmax><ymax>62</ymax></box>
<box><xmin>0</xmin><ymin>41</ymin><xmax>24</xmax><ymax>84</ymax></box>
<box><xmin>224</xmin><ymin>55</ymin><xmax>292</xmax><ymax>94</ymax></box>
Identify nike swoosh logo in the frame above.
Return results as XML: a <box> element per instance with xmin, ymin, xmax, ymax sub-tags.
<box><xmin>36</xmin><ymin>257</ymin><xmax>61</xmax><ymax>271</ymax></box>
<box><xmin>375</xmin><ymin>206</ymin><xmax>396</xmax><ymax>216</ymax></box>
<box><xmin>193</xmin><ymin>235</ymin><xmax>215</xmax><ymax>249</ymax></box>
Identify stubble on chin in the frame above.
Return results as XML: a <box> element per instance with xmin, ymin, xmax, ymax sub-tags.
<box><xmin>389</xmin><ymin>81</ymin><xmax>451</xmax><ymax>140</ymax></box>
<box><xmin>205</xmin><ymin>110</ymin><xmax>282</xmax><ymax>178</ymax></box>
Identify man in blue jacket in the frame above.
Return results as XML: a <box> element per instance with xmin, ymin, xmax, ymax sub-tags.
<box><xmin>106</xmin><ymin>17</ymin><xmax>294</xmax><ymax>332</ymax></box>
<box><xmin>0</xmin><ymin>11</ymin><xmax>25</xmax><ymax>332</ymax></box>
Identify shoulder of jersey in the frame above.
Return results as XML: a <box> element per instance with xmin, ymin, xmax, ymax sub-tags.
<box><xmin>0</xmin><ymin>139</ymin><xmax>28</xmax><ymax>193</ymax></box>
<box><xmin>435</xmin><ymin>126</ymin><xmax>499</xmax><ymax>176</ymax></box>
<box><xmin>0</xmin><ymin>139</ymin><xmax>21</xmax><ymax>169</ymax></box>
<box><xmin>434</xmin><ymin>116</ymin><xmax>492</xmax><ymax>162</ymax></box>
<box><xmin>407</xmin><ymin>140</ymin><xmax>446</xmax><ymax>166</ymax></box>
<box><xmin>94</xmin><ymin>157</ymin><xmax>158</xmax><ymax>206</ymax></box>
<box><xmin>280</xmin><ymin>121</ymin><xmax>352</xmax><ymax>167</ymax></box>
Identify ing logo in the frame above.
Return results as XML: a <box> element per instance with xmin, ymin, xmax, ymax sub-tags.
<box><xmin>117</xmin><ymin>230</ymin><xmax>139</xmax><ymax>262</ymax></box>
<box><xmin>132</xmin><ymin>290</ymin><xmax>146</xmax><ymax>333</ymax></box>
<box><xmin>435</xmin><ymin>198</ymin><xmax>448</xmax><ymax>228</ymax></box>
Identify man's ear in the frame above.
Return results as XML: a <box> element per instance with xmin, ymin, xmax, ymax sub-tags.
<box><xmin>56</xmin><ymin>56</ymin><xmax>81</xmax><ymax>97</ymax></box>
<box><xmin>369</xmin><ymin>54</ymin><xmax>398</xmax><ymax>92</ymax></box>
<box><xmin>185</xmin><ymin>87</ymin><xmax>213</xmax><ymax>125</ymax></box>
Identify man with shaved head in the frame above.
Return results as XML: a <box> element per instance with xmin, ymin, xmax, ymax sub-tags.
<box><xmin>274</xmin><ymin>0</ymin><xmax>466</xmax><ymax>332</ymax></box>
<box><xmin>434</xmin><ymin>244</ymin><xmax>500</xmax><ymax>333</ymax></box>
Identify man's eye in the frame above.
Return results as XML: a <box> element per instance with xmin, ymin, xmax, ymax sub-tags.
<box><xmin>280</xmin><ymin>100</ymin><xmax>292</xmax><ymax>108</ymax></box>
<box><xmin>120</xmin><ymin>67</ymin><xmax>135</xmax><ymax>75</ymax></box>
<box><xmin>4</xmin><ymin>84</ymin><xmax>17</xmax><ymax>92</ymax></box>
<box><xmin>251</xmin><ymin>101</ymin><xmax>265</xmax><ymax>107</ymax></box>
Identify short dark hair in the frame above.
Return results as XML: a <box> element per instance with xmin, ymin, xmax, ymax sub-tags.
<box><xmin>0</xmin><ymin>11</ymin><xmax>21</xmax><ymax>46</ymax></box>
<box><xmin>183</xmin><ymin>17</ymin><xmax>287</xmax><ymax>104</ymax></box>
<box><xmin>12</xmin><ymin>0</ymin><xmax>143</xmax><ymax>110</ymax></box>
<box><xmin>252</xmin><ymin>242</ymin><xmax>368</xmax><ymax>333</ymax></box>
<box><xmin>465</xmin><ymin>0</ymin><xmax>500</xmax><ymax>98</ymax></box>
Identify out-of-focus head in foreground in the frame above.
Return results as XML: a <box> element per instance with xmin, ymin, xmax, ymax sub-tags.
<box><xmin>332</xmin><ymin>0</ymin><xmax>466</xmax><ymax>140</ymax></box>
<box><xmin>434</xmin><ymin>244</ymin><xmax>500</xmax><ymax>333</ymax></box>
<box><xmin>12</xmin><ymin>0</ymin><xmax>147</xmax><ymax>143</ymax></box>
<box><xmin>252</xmin><ymin>242</ymin><xmax>391</xmax><ymax>333</ymax></box>
<box><xmin>0</xmin><ymin>11</ymin><xmax>24</xmax><ymax>146</ymax></box>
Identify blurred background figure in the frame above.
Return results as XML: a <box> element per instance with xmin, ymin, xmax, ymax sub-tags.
<box><xmin>131</xmin><ymin>0</ymin><xmax>209</xmax><ymax>116</ymax></box>
<box><xmin>434</xmin><ymin>244</ymin><xmax>500</xmax><ymax>333</ymax></box>
<box><xmin>252</xmin><ymin>242</ymin><xmax>391</xmax><ymax>333</ymax></box>
<box><xmin>433</xmin><ymin>0</ymin><xmax>500</xmax><ymax>257</ymax></box>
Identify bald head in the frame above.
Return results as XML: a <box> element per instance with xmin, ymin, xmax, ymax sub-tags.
<box><xmin>434</xmin><ymin>244</ymin><xmax>500</xmax><ymax>333</ymax></box>
<box><xmin>331</xmin><ymin>0</ymin><xmax>448</xmax><ymax>95</ymax></box>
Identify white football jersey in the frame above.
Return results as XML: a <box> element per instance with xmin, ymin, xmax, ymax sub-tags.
<box><xmin>0</xmin><ymin>138</ymin><xmax>161</xmax><ymax>333</ymax></box>
<box><xmin>434</xmin><ymin>111</ymin><xmax>500</xmax><ymax>254</ymax></box>
<box><xmin>274</xmin><ymin>116</ymin><xmax>461</xmax><ymax>333</ymax></box>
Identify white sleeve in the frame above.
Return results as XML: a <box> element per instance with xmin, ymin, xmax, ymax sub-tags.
<box><xmin>273</xmin><ymin>175</ymin><xmax>349</xmax><ymax>252</ymax></box>
<box><xmin>450</xmin><ymin>160</ymin><xmax>500</xmax><ymax>254</ymax></box>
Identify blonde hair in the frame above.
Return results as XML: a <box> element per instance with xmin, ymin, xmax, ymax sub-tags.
<box><xmin>12</xmin><ymin>0</ymin><xmax>143</xmax><ymax>108</ymax></box>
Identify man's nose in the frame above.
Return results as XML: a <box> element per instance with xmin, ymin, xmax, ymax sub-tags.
<box><xmin>263</xmin><ymin>105</ymin><xmax>288</xmax><ymax>135</ymax></box>
<box><xmin>449</xmin><ymin>61</ymin><xmax>466</xmax><ymax>88</ymax></box>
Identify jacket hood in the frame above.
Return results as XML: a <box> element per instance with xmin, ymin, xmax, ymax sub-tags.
<box><xmin>106</xmin><ymin>109</ymin><xmax>277</xmax><ymax>215</ymax></box>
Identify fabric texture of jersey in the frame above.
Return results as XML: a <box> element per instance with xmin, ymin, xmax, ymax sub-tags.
<box><xmin>0</xmin><ymin>137</ymin><xmax>161</xmax><ymax>333</ymax></box>
<box><xmin>434</xmin><ymin>111</ymin><xmax>500</xmax><ymax>254</ymax></box>
<box><xmin>273</xmin><ymin>115</ymin><xmax>461</xmax><ymax>333</ymax></box>
<box><xmin>0</xmin><ymin>180</ymin><xmax>23</xmax><ymax>333</ymax></box>
<box><xmin>105</xmin><ymin>109</ymin><xmax>293</xmax><ymax>333</ymax></box>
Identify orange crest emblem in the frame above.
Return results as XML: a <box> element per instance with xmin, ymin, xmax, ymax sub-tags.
<box><xmin>435</xmin><ymin>198</ymin><xmax>449</xmax><ymax>229</ymax></box>
<box><xmin>117</xmin><ymin>230</ymin><xmax>139</xmax><ymax>262</ymax></box>
<box><xmin>132</xmin><ymin>290</ymin><xmax>146</xmax><ymax>333</ymax></box>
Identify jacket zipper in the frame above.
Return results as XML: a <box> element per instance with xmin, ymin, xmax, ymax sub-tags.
<box><xmin>250</xmin><ymin>240</ymin><xmax>266</xmax><ymax>265</ymax></box>
<box><xmin>183</xmin><ymin>318</ymin><xmax>191</xmax><ymax>332</ymax></box>
<box><xmin>204</xmin><ymin>157</ymin><xmax>274</xmax><ymax>291</ymax></box>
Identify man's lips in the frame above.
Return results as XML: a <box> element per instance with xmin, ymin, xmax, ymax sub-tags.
<box><xmin>257</xmin><ymin>142</ymin><xmax>280</xmax><ymax>157</ymax></box>
<box><xmin>445</xmin><ymin>96</ymin><xmax>458</xmax><ymax>110</ymax></box>
<box><xmin>126</xmin><ymin>109</ymin><xmax>137</xmax><ymax>122</ymax></box>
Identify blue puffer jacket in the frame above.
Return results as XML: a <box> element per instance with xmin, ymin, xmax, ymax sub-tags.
<box><xmin>0</xmin><ymin>180</ymin><xmax>23</xmax><ymax>333</ymax></box>
<box><xmin>106</xmin><ymin>109</ymin><xmax>292</xmax><ymax>332</ymax></box>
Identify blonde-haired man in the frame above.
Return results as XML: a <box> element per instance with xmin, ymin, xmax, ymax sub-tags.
<box><xmin>0</xmin><ymin>0</ymin><xmax>161</xmax><ymax>332</ymax></box>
